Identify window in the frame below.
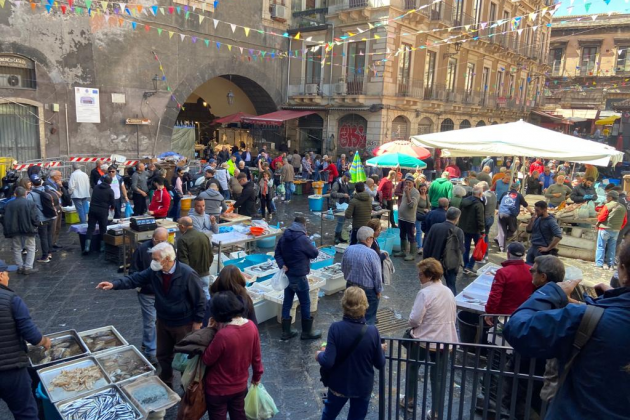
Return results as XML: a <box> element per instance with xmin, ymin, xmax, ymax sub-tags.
<box><xmin>616</xmin><ymin>46</ymin><xmax>630</xmax><ymax>74</ymax></box>
<box><xmin>446</xmin><ymin>58</ymin><xmax>457</xmax><ymax>92</ymax></box>
<box><xmin>347</xmin><ymin>42</ymin><xmax>366</xmax><ymax>94</ymax></box>
<box><xmin>502</xmin><ymin>11</ymin><xmax>510</xmax><ymax>48</ymax></box>
<box><xmin>453</xmin><ymin>0</ymin><xmax>465</xmax><ymax>26</ymax></box>
<box><xmin>460</xmin><ymin>119</ymin><xmax>472</xmax><ymax>129</ymax></box>
<box><xmin>507</xmin><ymin>72</ymin><xmax>514</xmax><ymax>98</ymax></box>
<box><xmin>497</xmin><ymin>70</ymin><xmax>505</xmax><ymax>96</ymax></box>
<box><xmin>0</xmin><ymin>55</ymin><xmax>36</xmax><ymax>89</ymax></box>
<box><xmin>580</xmin><ymin>46</ymin><xmax>598</xmax><ymax>76</ymax></box>
<box><xmin>440</xmin><ymin>118</ymin><xmax>455</xmax><ymax>132</ymax></box>
<box><xmin>424</xmin><ymin>51</ymin><xmax>436</xmax><ymax>98</ymax></box>
<box><xmin>472</xmin><ymin>0</ymin><xmax>483</xmax><ymax>25</ymax></box>
<box><xmin>481</xmin><ymin>67</ymin><xmax>490</xmax><ymax>104</ymax></box>
<box><xmin>489</xmin><ymin>3</ymin><xmax>497</xmax><ymax>36</ymax></box>
<box><xmin>392</xmin><ymin>116</ymin><xmax>409</xmax><ymax>140</ymax></box>
<box><xmin>465</xmin><ymin>63</ymin><xmax>475</xmax><ymax>94</ymax></box>
<box><xmin>430</xmin><ymin>0</ymin><xmax>442</xmax><ymax>20</ymax></box>
<box><xmin>398</xmin><ymin>44</ymin><xmax>412</xmax><ymax>84</ymax></box>
<box><xmin>549</xmin><ymin>48</ymin><xmax>564</xmax><ymax>76</ymax></box>
<box><xmin>305</xmin><ymin>49</ymin><xmax>322</xmax><ymax>84</ymax></box>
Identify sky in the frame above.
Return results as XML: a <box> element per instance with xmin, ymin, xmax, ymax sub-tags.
<box><xmin>554</xmin><ymin>0</ymin><xmax>630</xmax><ymax>17</ymax></box>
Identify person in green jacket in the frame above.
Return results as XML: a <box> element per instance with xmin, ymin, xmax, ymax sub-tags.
<box><xmin>345</xmin><ymin>182</ymin><xmax>373</xmax><ymax>245</ymax></box>
<box><xmin>176</xmin><ymin>217</ymin><xmax>213</xmax><ymax>300</ymax></box>
<box><xmin>544</xmin><ymin>174</ymin><xmax>573</xmax><ymax>208</ymax></box>
<box><xmin>428</xmin><ymin>172</ymin><xmax>453</xmax><ymax>209</ymax></box>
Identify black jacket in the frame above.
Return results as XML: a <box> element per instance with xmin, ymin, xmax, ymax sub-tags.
<box><xmin>274</xmin><ymin>222</ymin><xmax>319</xmax><ymax>277</ymax></box>
<box><xmin>3</xmin><ymin>197</ymin><xmax>39</xmax><ymax>238</ymax></box>
<box><xmin>131</xmin><ymin>240</ymin><xmax>155</xmax><ymax>295</ymax></box>
<box><xmin>570</xmin><ymin>183</ymin><xmax>598</xmax><ymax>203</ymax></box>
<box><xmin>90</xmin><ymin>182</ymin><xmax>115</xmax><ymax>211</ymax></box>
<box><xmin>90</xmin><ymin>167</ymin><xmax>103</xmax><ymax>189</ymax></box>
<box><xmin>0</xmin><ymin>285</ymin><xmax>42</xmax><ymax>371</ymax></box>
<box><xmin>234</xmin><ymin>181</ymin><xmax>256</xmax><ymax>216</ymax></box>
<box><xmin>423</xmin><ymin>221</ymin><xmax>464</xmax><ymax>264</ymax></box>
<box><xmin>112</xmin><ymin>262</ymin><xmax>206</xmax><ymax>327</ymax></box>
<box><xmin>458</xmin><ymin>196</ymin><xmax>485</xmax><ymax>235</ymax></box>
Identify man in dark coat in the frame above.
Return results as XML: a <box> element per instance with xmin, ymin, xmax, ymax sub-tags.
<box><xmin>97</xmin><ymin>242</ymin><xmax>206</xmax><ymax>387</ymax></box>
<box><xmin>423</xmin><ymin>207</ymin><xmax>465</xmax><ymax>295</ymax></box>
<box><xmin>421</xmin><ymin>197</ymin><xmax>448</xmax><ymax>234</ymax></box>
<box><xmin>233</xmin><ymin>173</ymin><xmax>256</xmax><ymax>217</ymax></box>
<box><xmin>275</xmin><ymin>216</ymin><xmax>321</xmax><ymax>341</ymax></box>
<box><xmin>176</xmin><ymin>217</ymin><xmax>212</xmax><ymax>301</ymax></box>
<box><xmin>459</xmin><ymin>186</ymin><xmax>486</xmax><ymax>275</ymax></box>
<box><xmin>0</xmin><ymin>259</ymin><xmax>50</xmax><ymax>420</ymax></box>
<box><xmin>3</xmin><ymin>187</ymin><xmax>40</xmax><ymax>274</ymax></box>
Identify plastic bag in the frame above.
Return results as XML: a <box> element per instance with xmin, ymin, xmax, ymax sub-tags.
<box><xmin>276</xmin><ymin>184</ymin><xmax>285</xmax><ymax>196</ymax></box>
<box><xmin>124</xmin><ymin>202</ymin><xmax>133</xmax><ymax>218</ymax></box>
<box><xmin>244</xmin><ymin>383</ymin><xmax>279</xmax><ymax>420</ymax></box>
<box><xmin>180</xmin><ymin>355</ymin><xmax>200</xmax><ymax>389</ymax></box>
<box><xmin>472</xmin><ymin>236</ymin><xmax>488</xmax><ymax>261</ymax></box>
<box><xmin>271</xmin><ymin>270</ymin><xmax>288</xmax><ymax>291</ymax></box>
<box><xmin>172</xmin><ymin>352</ymin><xmax>190</xmax><ymax>373</ymax></box>
<box><xmin>290</xmin><ymin>183</ymin><xmax>296</xmax><ymax>193</ymax></box>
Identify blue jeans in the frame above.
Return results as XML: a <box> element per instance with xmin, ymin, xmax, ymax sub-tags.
<box><xmin>285</xmin><ymin>182</ymin><xmax>293</xmax><ymax>201</ymax></box>
<box><xmin>484</xmin><ymin>216</ymin><xmax>494</xmax><ymax>258</ymax></box>
<box><xmin>169</xmin><ymin>194</ymin><xmax>181</xmax><ymax>221</ymax></box>
<box><xmin>444</xmin><ymin>269</ymin><xmax>458</xmax><ymax>295</ymax></box>
<box><xmin>463</xmin><ymin>233</ymin><xmax>481</xmax><ymax>270</ymax></box>
<box><xmin>137</xmin><ymin>292</ymin><xmax>156</xmax><ymax>356</ymax></box>
<box><xmin>347</xmin><ymin>282</ymin><xmax>379</xmax><ymax>325</ymax></box>
<box><xmin>222</xmin><ymin>189</ymin><xmax>231</xmax><ymax>200</ymax></box>
<box><xmin>72</xmin><ymin>198</ymin><xmax>90</xmax><ymax>224</ymax></box>
<box><xmin>0</xmin><ymin>367</ymin><xmax>39</xmax><ymax>420</ymax></box>
<box><xmin>415</xmin><ymin>220</ymin><xmax>423</xmax><ymax>248</ymax></box>
<box><xmin>282</xmin><ymin>275</ymin><xmax>311</xmax><ymax>320</ymax></box>
<box><xmin>335</xmin><ymin>216</ymin><xmax>345</xmax><ymax>234</ymax></box>
<box><xmin>321</xmin><ymin>390</ymin><xmax>370</xmax><ymax>420</ymax></box>
<box><xmin>199</xmin><ymin>275</ymin><xmax>211</xmax><ymax>301</ymax></box>
<box><xmin>596</xmin><ymin>229</ymin><xmax>620</xmax><ymax>267</ymax></box>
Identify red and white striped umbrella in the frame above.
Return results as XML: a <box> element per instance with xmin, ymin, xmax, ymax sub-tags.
<box><xmin>372</xmin><ymin>140</ymin><xmax>431</xmax><ymax>160</ymax></box>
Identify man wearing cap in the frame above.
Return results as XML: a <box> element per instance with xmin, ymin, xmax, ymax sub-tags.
<box><xmin>0</xmin><ymin>259</ymin><xmax>51</xmax><ymax>419</ymax></box>
<box><xmin>526</xmin><ymin>201</ymin><xmax>563</xmax><ymax>264</ymax></box>
<box><xmin>595</xmin><ymin>190</ymin><xmax>627</xmax><ymax>269</ymax></box>
<box><xmin>394</xmin><ymin>174</ymin><xmax>420</xmax><ymax>260</ymax></box>
<box><xmin>68</xmin><ymin>163</ymin><xmax>91</xmax><ymax>224</ymax></box>
<box><xmin>4</xmin><ymin>187</ymin><xmax>40</xmax><ymax>275</ymax></box>
<box><xmin>484</xmin><ymin>243</ymin><xmax>534</xmax><ymax>325</ymax></box>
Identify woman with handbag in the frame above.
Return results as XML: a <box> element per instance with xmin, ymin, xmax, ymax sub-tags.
<box><xmin>203</xmin><ymin>291</ymin><xmax>263</xmax><ymax>420</ymax></box>
<box><xmin>415</xmin><ymin>183</ymin><xmax>430</xmax><ymax>255</ymax></box>
<box><xmin>400</xmin><ymin>258</ymin><xmax>458</xmax><ymax>418</ymax></box>
<box><xmin>315</xmin><ymin>287</ymin><xmax>386</xmax><ymax>420</ymax></box>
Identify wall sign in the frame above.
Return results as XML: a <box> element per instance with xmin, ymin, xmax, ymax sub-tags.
<box><xmin>0</xmin><ymin>55</ymin><xmax>29</xmax><ymax>69</ymax></box>
<box><xmin>75</xmin><ymin>87</ymin><xmax>101</xmax><ymax>123</ymax></box>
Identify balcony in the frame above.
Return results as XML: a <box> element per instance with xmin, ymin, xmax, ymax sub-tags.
<box><xmin>291</xmin><ymin>7</ymin><xmax>329</xmax><ymax>29</ymax></box>
<box><xmin>328</xmin><ymin>0</ymin><xmax>387</xmax><ymax>12</ymax></box>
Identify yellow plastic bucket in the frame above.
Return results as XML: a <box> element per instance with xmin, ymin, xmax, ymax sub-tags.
<box><xmin>180</xmin><ymin>196</ymin><xmax>194</xmax><ymax>213</ymax></box>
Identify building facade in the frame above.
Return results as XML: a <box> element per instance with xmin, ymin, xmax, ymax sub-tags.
<box><xmin>284</xmin><ymin>0</ymin><xmax>553</xmax><ymax>155</ymax></box>
<box><xmin>544</xmin><ymin>13</ymin><xmax>630</xmax><ymax>115</ymax></box>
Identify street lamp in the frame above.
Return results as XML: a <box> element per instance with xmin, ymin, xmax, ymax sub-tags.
<box><xmin>143</xmin><ymin>74</ymin><xmax>160</xmax><ymax>99</ymax></box>
<box><xmin>443</xmin><ymin>42</ymin><xmax>462</xmax><ymax>59</ymax></box>
<box><xmin>227</xmin><ymin>90</ymin><xmax>235</xmax><ymax>106</ymax></box>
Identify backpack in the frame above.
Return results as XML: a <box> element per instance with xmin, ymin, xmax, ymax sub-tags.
<box><xmin>30</xmin><ymin>189</ymin><xmax>58</xmax><ymax>218</ymax></box>
<box><xmin>441</xmin><ymin>226</ymin><xmax>462</xmax><ymax>271</ymax></box>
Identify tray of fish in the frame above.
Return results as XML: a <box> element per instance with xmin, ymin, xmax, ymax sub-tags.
<box><xmin>28</xmin><ymin>330</ymin><xmax>89</xmax><ymax>369</ymax></box>
<box><xmin>311</xmin><ymin>250</ymin><xmax>333</xmax><ymax>263</ymax></box>
<box><xmin>307</xmin><ymin>274</ymin><xmax>326</xmax><ymax>290</ymax></box>
<box><xmin>121</xmin><ymin>375</ymin><xmax>181</xmax><ymax>413</ymax></box>
<box><xmin>79</xmin><ymin>326</ymin><xmax>128</xmax><ymax>354</ymax></box>
<box><xmin>95</xmin><ymin>346</ymin><xmax>154</xmax><ymax>383</ymax></box>
<box><xmin>244</xmin><ymin>261</ymin><xmax>279</xmax><ymax>278</ymax></box>
<box><xmin>315</xmin><ymin>263</ymin><xmax>343</xmax><ymax>280</ymax></box>
<box><xmin>55</xmin><ymin>385</ymin><xmax>144</xmax><ymax>420</ymax></box>
<box><xmin>38</xmin><ymin>356</ymin><xmax>110</xmax><ymax>403</ymax></box>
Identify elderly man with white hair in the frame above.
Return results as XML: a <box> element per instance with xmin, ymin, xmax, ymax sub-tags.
<box><xmin>97</xmin><ymin>242</ymin><xmax>206</xmax><ymax>387</ymax></box>
<box><xmin>68</xmin><ymin>163</ymin><xmax>91</xmax><ymax>223</ymax></box>
<box><xmin>341</xmin><ymin>226</ymin><xmax>383</xmax><ymax>325</ymax></box>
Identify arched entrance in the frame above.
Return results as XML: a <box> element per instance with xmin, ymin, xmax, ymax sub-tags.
<box><xmin>441</xmin><ymin>118</ymin><xmax>455</xmax><ymax>132</ymax></box>
<box><xmin>338</xmin><ymin>114</ymin><xmax>367</xmax><ymax>151</ymax></box>
<box><xmin>476</xmin><ymin>120</ymin><xmax>487</xmax><ymax>127</ymax></box>
<box><xmin>417</xmin><ymin>117</ymin><xmax>433</xmax><ymax>134</ymax></box>
<box><xmin>298</xmin><ymin>114</ymin><xmax>324</xmax><ymax>153</ymax></box>
<box><xmin>392</xmin><ymin>116</ymin><xmax>410</xmax><ymax>140</ymax></box>
<box><xmin>460</xmin><ymin>119</ymin><xmax>472</xmax><ymax>129</ymax></box>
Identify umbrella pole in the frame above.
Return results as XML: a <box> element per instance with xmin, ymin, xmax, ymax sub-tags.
<box><xmin>508</xmin><ymin>155</ymin><xmax>517</xmax><ymax>191</ymax></box>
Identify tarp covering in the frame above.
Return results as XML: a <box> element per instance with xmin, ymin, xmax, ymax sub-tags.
<box><xmin>171</xmin><ymin>127</ymin><xmax>196</xmax><ymax>161</ymax></box>
<box><xmin>241</xmin><ymin>110</ymin><xmax>315</xmax><ymax>126</ymax></box>
<box><xmin>410</xmin><ymin>120</ymin><xmax>623</xmax><ymax>166</ymax></box>
<box><xmin>214</xmin><ymin>112</ymin><xmax>255</xmax><ymax>124</ymax></box>
<box><xmin>554</xmin><ymin>109</ymin><xmax>598</xmax><ymax>120</ymax></box>
<box><xmin>595</xmin><ymin>115</ymin><xmax>620</xmax><ymax>125</ymax></box>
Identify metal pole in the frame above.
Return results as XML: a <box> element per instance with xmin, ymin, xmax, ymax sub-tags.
<box><xmin>65</xmin><ymin>103</ymin><xmax>71</xmax><ymax>156</ymax></box>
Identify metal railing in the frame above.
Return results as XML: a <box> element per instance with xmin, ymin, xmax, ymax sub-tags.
<box><xmin>346</xmin><ymin>74</ymin><xmax>365</xmax><ymax>95</ymax></box>
<box><xmin>379</xmin><ymin>336</ymin><xmax>548</xmax><ymax>420</ymax></box>
<box><xmin>328</xmin><ymin>0</ymin><xmax>387</xmax><ymax>11</ymax></box>
<box><xmin>291</xmin><ymin>7</ymin><xmax>328</xmax><ymax>29</ymax></box>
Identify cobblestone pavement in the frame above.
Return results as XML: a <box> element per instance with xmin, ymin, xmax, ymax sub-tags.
<box><xmin>0</xmin><ymin>195</ymin><xmax>612</xmax><ymax>420</ymax></box>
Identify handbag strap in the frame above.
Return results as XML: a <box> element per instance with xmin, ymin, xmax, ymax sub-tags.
<box><xmin>556</xmin><ymin>305</ymin><xmax>604</xmax><ymax>392</ymax></box>
<box><xmin>332</xmin><ymin>325</ymin><xmax>368</xmax><ymax>370</ymax></box>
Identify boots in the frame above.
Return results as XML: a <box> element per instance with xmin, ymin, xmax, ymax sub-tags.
<box><xmin>100</xmin><ymin>240</ymin><xmax>106</xmax><ymax>252</ymax></box>
<box><xmin>405</xmin><ymin>243</ymin><xmax>417</xmax><ymax>261</ymax></box>
<box><xmin>82</xmin><ymin>239</ymin><xmax>91</xmax><ymax>255</ymax></box>
<box><xmin>280</xmin><ymin>318</ymin><xmax>298</xmax><ymax>341</ymax></box>
<box><xmin>394</xmin><ymin>240</ymin><xmax>408</xmax><ymax>257</ymax></box>
<box><xmin>300</xmin><ymin>317</ymin><xmax>322</xmax><ymax>340</ymax></box>
<box><xmin>334</xmin><ymin>232</ymin><xmax>342</xmax><ymax>245</ymax></box>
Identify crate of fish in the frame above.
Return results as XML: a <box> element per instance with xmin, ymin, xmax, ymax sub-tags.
<box><xmin>315</xmin><ymin>263</ymin><xmax>343</xmax><ymax>280</ymax></box>
<box><xmin>28</xmin><ymin>330</ymin><xmax>90</xmax><ymax>369</ymax></box>
<box><xmin>310</xmin><ymin>249</ymin><xmax>335</xmax><ymax>270</ymax></box>
<box><xmin>244</xmin><ymin>260</ymin><xmax>280</xmax><ymax>280</ymax></box>
<box><xmin>95</xmin><ymin>346</ymin><xmax>155</xmax><ymax>383</ymax></box>
<box><xmin>120</xmin><ymin>375</ymin><xmax>181</xmax><ymax>413</ymax></box>
<box><xmin>79</xmin><ymin>326</ymin><xmax>128</xmax><ymax>354</ymax></box>
<box><xmin>38</xmin><ymin>356</ymin><xmax>111</xmax><ymax>403</ymax></box>
<box><xmin>55</xmin><ymin>385</ymin><xmax>144</xmax><ymax>420</ymax></box>
<box><xmin>307</xmin><ymin>274</ymin><xmax>327</xmax><ymax>291</ymax></box>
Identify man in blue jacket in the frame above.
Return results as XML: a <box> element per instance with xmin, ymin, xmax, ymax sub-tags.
<box><xmin>275</xmin><ymin>216</ymin><xmax>321</xmax><ymax>341</ymax></box>
<box><xmin>503</xmin><ymin>251</ymin><xmax>630</xmax><ymax>420</ymax></box>
<box><xmin>97</xmin><ymin>242</ymin><xmax>206</xmax><ymax>387</ymax></box>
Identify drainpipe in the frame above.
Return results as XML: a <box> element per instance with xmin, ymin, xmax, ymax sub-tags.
<box><xmin>286</xmin><ymin>38</ymin><xmax>292</xmax><ymax>104</ymax></box>
<box><xmin>65</xmin><ymin>103</ymin><xmax>70</xmax><ymax>155</ymax></box>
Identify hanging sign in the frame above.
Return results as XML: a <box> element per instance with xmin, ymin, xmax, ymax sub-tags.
<box><xmin>75</xmin><ymin>87</ymin><xmax>101</xmax><ymax>123</ymax></box>
<box><xmin>125</xmin><ymin>118</ymin><xmax>151</xmax><ymax>125</ymax></box>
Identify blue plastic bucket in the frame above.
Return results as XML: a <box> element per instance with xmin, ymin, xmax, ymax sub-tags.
<box><xmin>256</xmin><ymin>236</ymin><xmax>277</xmax><ymax>248</ymax></box>
<box><xmin>36</xmin><ymin>383</ymin><xmax>62</xmax><ymax>420</ymax></box>
<box><xmin>309</xmin><ymin>195</ymin><xmax>324</xmax><ymax>212</ymax></box>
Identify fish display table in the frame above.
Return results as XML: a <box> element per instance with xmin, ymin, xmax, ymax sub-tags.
<box><xmin>121</xmin><ymin>220</ymin><xmax>179</xmax><ymax>274</ymax></box>
<box><xmin>455</xmin><ymin>263</ymin><xmax>501</xmax><ymax>314</ymax></box>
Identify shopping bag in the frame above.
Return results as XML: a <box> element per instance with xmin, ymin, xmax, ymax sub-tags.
<box><xmin>270</xmin><ymin>270</ymin><xmax>288</xmax><ymax>291</ymax></box>
<box><xmin>290</xmin><ymin>183</ymin><xmax>296</xmax><ymax>193</ymax></box>
<box><xmin>180</xmin><ymin>355</ymin><xmax>200</xmax><ymax>389</ymax></box>
<box><xmin>472</xmin><ymin>236</ymin><xmax>488</xmax><ymax>261</ymax></box>
<box><xmin>176</xmin><ymin>357</ymin><xmax>206</xmax><ymax>420</ymax></box>
<box><xmin>124</xmin><ymin>202</ymin><xmax>133</xmax><ymax>218</ymax></box>
<box><xmin>244</xmin><ymin>383</ymin><xmax>279</xmax><ymax>420</ymax></box>
<box><xmin>172</xmin><ymin>352</ymin><xmax>190</xmax><ymax>373</ymax></box>
<box><xmin>276</xmin><ymin>184</ymin><xmax>285</xmax><ymax>196</ymax></box>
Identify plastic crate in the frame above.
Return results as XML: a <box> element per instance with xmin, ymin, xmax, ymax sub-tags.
<box><xmin>64</xmin><ymin>211</ymin><xmax>80</xmax><ymax>224</ymax></box>
<box><xmin>36</xmin><ymin>383</ymin><xmax>62</xmax><ymax>420</ymax></box>
<box><xmin>310</xmin><ymin>249</ymin><xmax>334</xmax><ymax>270</ymax></box>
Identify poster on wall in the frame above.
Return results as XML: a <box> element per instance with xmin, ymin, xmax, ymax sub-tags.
<box><xmin>75</xmin><ymin>87</ymin><xmax>101</xmax><ymax>123</ymax></box>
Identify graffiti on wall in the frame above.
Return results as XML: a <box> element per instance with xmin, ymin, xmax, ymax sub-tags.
<box><xmin>338</xmin><ymin>122</ymin><xmax>366</xmax><ymax>149</ymax></box>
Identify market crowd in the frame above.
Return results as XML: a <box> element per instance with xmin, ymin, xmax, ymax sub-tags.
<box><xmin>0</xmin><ymin>148</ymin><xmax>629</xmax><ymax>420</ymax></box>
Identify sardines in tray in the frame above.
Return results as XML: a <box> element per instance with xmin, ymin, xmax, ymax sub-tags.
<box><xmin>38</xmin><ymin>357</ymin><xmax>110</xmax><ymax>403</ymax></box>
<box><xmin>95</xmin><ymin>346</ymin><xmax>154</xmax><ymax>383</ymax></box>
<box><xmin>79</xmin><ymin>326</ymin><xmax>127</xmax><ymax>354</ymax></box>
<box><xmin>28</xmin><ymin>330</ymin><xmax>89</xmax><ymax>369</ymax></box>
<box><xmin>56</xmin><ymin>385</ymin><xmax>143</xmax><ymax>420</ymax></box>
<box><xmin>316</xmin><ymin>263</ymin><xmax>343</xmax><ymax>279</ymax></box>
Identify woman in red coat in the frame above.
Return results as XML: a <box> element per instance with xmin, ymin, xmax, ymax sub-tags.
<box><xmin>322</xmin><ymin>157</ymin><xmax>339</xmax><ymax>187</ymax></box>
<box><xmin>378</xmin><ymin>170</ymin><xmax>397</xmax><ymax>228</ymax></box>
<box><xmin>148</xmin><ymin>177</ymin><xmax>171</xmax><ymax>219</ymax></box>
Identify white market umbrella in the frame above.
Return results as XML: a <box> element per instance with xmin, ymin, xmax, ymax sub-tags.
<box><xmin>410</xmin><ymin>119</ymin><xmax>623</xmax><ymax>166</ymax></box>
